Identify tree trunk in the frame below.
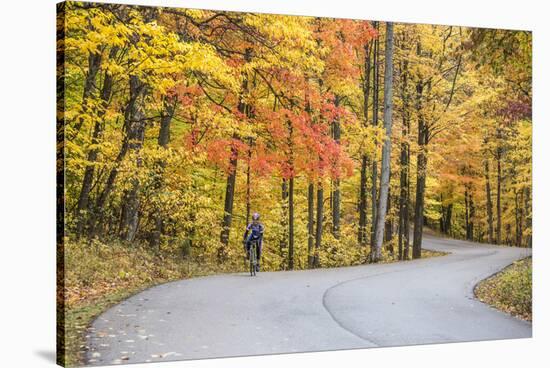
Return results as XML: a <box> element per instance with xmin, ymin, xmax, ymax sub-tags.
<box><xmin>75</xmin><ymin>50</ymin><xmax>116</xmax><ymax>237</ymax></box>
<box><xmin>119</xmin><ymin>75</ymin><xmax>148</xmax><ymax>242</ymax></box>
<box><xmin>331</xmin><ymin>98</ymin><xmax>341</xmax><ymax>239</ymax></box>
<box><xmin>372</xmin><ymin>22</ymin><xmax>394</xmax><ymax>263</ymax></box>
<box><xmin>149</xmin><ymin>95</ymin><xmax>177</xmax><ymax>251</ymax></box>
<box><xmin>384</xmin><ymin>189</ymin><xmax>393</xmax><ymax>252</ymax></box>
<box><xmin>308</xmin><ymin>182</ymin><xmax>315</xmax><ymax>268</ymax></box>
<box><xmin>288</xmin><ymin>177</ymin><xmax>295</xmax><ymax>270</ymax></box>
<box><xmin>404</xmin><ymin>139</ymin><xmax>411</xmax><ymax>259</ymax></box>
<box><xmin>358</xmin><ymin>40</ymin><xmax>372</xmax><ymax>246</ymax></box>
<box><xmin>484</xmin><ymin>157</ymin><xmax>494</xmax><ymax>243</ymax></box>
<box><xmin>314</xmin><ymin>181</ymin><xmax>324</xmax><ymax>267</ymax></box>
<box><xmin>245</xmin><ymin>139</ymin><xmax>252</xmax><ymax>225</ymax></box>
<box><xmin>469</xmin><ymin>188</ymin><xmax>476</xmax><ymax>241</ymax></box>
<box><xmin>496</xmin><ymin>138</ymin><xmax>503</xmax><ymax>244</ymax></box>
<box><xmin>398</xmin><ymin>56</ymin><xmax>410</xmax><ymax>261</ymax></box>
<box><xmin>88</xmin><ymin>71</ymin><xmax>145</xmax><ymax>239</ymax></box>
<box><xmin>280</xmin><ymin>179</ymin><xmax>289</xmax><ymax>256</ymax></box>
<box><xmin>412</xmin><ymin>41</ymin><xmax>426</xmax><ymax>260</ymax></box>
<box><xmin>219</xmin><ymin>48</ymin><xmax>252</xmax><ymax>259</ymax></box>
<box><xmin>71</xmin><ymin>51</ymin><xmax>102</xmax><ymax>137</ymax></box>
<box><xmin>370</xmin><ymin>21</ymin><xmax>380</xmax><ymax>253</ymax></box>
<box><xmin>220</xmin><ymin>147</ymin><xmax>237</xmax><ymax>251</ymax></box>
<box><xmin>524</xmin><ymin>186</ymin><xmax>531</xmax><ymax>247</ymax></box>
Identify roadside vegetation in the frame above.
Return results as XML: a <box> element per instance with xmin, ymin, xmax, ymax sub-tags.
<box><xmin>475</xmin><ymin>257</ymin><xmax>532</xmax><ymax>321</ymax></box>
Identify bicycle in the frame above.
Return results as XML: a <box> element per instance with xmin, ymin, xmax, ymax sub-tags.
<box><xmin>247</xmin><ymin>239</ymin><xmax>259</xmax><ymax>276</ymax></box>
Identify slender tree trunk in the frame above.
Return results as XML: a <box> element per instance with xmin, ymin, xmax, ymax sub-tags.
<box><xmin>398</xmin><ymin>56</ymin><xmax>410</xmax><ymax>261</ymax></box>
<box><xmin>288</xmin><ymin>177</ymin><xmax>295</xmax><ymax>270</ymax></box>
<box><xmin>370</xmin><ymin>21</ymin><xmax>380</xmax><ymax>253</ymax></box>
<box><xmin>88</xmin><ymin>71</ymin><xmax>145</xmax><ymax>239</ymax></box>
<box><xmin>287</xmin><ymin>114</ymin><xmax>295</xmax><ymax>270</ymax></box>
<box><xmin>308</xmin><ymin>182</ymin><xmax>315</xmax><ymax>268</ymax></box>
<box><xmin>149</xmin><ymin>95</ymin><xmax>177</xmax><ymax>251</ymax></box>
<box><xmin>219</xmin><ymin>48</ymin><xmax>252</xmax><ymax>259</ymax></box>
<box><xmin>331</xmin><ymin>98</ymin><xmax>341</xmax><ymax>239</ymax></box>
<box><xmin>119</xmin><ymin>75</ymin><xmax>148</xmax><ymax>242</ymax></box>
<box><xmin>280</xmin><ymin>179</ymin><xmax>289</xmax><ymax>259</ymax></box>
<box><xmin>524</xmin><ymin>186</ymin><xmax>531</xmax><ymax>247</ymax></box>
<box><xmin>484</xmin><ymin>157</ymin><xmax>494</xmax><ymax>243</ymax></box>
<box><xmin>358</xmin><ymin>41</ymin><xmax>372</xmax><ymax>246</ymax></box>
<box><xmin>246</xmin><ymin>139</ymin><xmax>252</xmax><ymax>225</ymax></box>
<box><xmin>220</xmin><ymin>148</ymin><xmax>237</xmax><ymax>249</ymax></box>
<box><xmin>71</xmin><ymin>51</ymin><xmax>102</xmax><ymax>138</ymax></box>
<box><xmin>496</xmin><ymin>137</ymin><xmax>503</xmax><ymax>244</ymax></box>
<box><xmin>373</xmin><ymin>22</ymin><xmax>394</xmax><ymax>263</ymax></box>
<box><xmin>75</xmin><ymin>51</ymin><xmax>116</xmax><ymax>237</ymax></box>
<box><xmin>464</xmin><ymin>186</ymin><xmax>471</xmax><ymax>240</ymax></box>
<box><xmin>384</xmin><ymin>190</ymin><xmax>393</xmax><ymax>252</ymax></box>
<box><xmin>412</xmin><ymin>41</ymin><xmax>426</xmax><ymax>259</ymax></box>
<box><xmin>515</xmin><ymin>188</ymin><xmax>523</xmax><ymax>247</ymax></box>
<box><xmin>359</xmin><ymin>156</ymin><xmax>369</xmax><ymax>245</ymax></box>
<box><xmin>314</xmin><ymin>181</ymin><xmax>323</xmax><ymax>268</ymax></box>
<box><xmin>404</xmin><ymin>138</ymin><xmax>411</xmax><ymax>259</ymax></box>
<box><xmin>470</xmin><ymin>189</ymin><xmax>476</xmax><ymax>241</ymax></box>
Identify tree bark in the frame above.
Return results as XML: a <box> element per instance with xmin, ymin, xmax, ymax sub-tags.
<box><xmin>412</xmin><ymin>41</ymin><xmax>426</xmax><ymax>259</ymax></box>
<box><xmin>308</xmin><ymin>182</ymin><xmax>315</xmax><ymax>268</ymax></box>
<box><xmin>149</xmin><ymin>95</ymin><xmax>177</xmax><ymax>251</ymax></box>
<box><xmin>88</xmin><ymin>71</ymin><xmax>145</xmax><ymax>239</ymax></box>
<box><xmin>398</xmin><ymin>56</ymin><xmax>410</xmax><ymax>261</ymax></box>
<box><xmin>71</xmin><ymin>51</ymin><xmax>102</xmax><ymax>137</ymax></box>
<box><xmin>288</xmin><ymin>177</ymin><xmax>295</xmax><ymax>270</ymax></box>
<box><xmin>314</xmin><ymin>181</ymin><xmax>324</xmax><ymax>268</ymax></box>
<box><xmin>496</xmin><ymin>130</ymin><xmax>503</xmax><ymax>244</ymax></box>
<box><xmin>484</xmin><ymin>156</ymin><xmax>494</xmax><ymax>243</ymax></box>
<box><xmin>219</xmin><ymin>48</ymin><xmax>252</xmax><ymax>259</ymax></box>
<box><xmin>75</xmin><ymin>49</ymin><xmax>117</xmax><ymax>237</ymax></box>
<box><xmin>119</xmin><ymin>75</ymin><xmax>148</xmax><ymax>242</ymax></box>
<box><xmin>370</xmin><ymin>21</ymin><xmax>380</xmax><ymax>253</ymax></box>
<box><xmin>358</xmin><ymin>41</ymin><xmax>372</xmax><ymax>246</ymax></box>
<box><xmin>331</xmin><ymin>96</ymin><xmax>341</xmax><ymax>239</ymax></box>
<box><xmin>524</xmin><ymin>186</ymin><xmax>531</xmax><ymax>247</ymax></box>
<box><xmin>373</xmin><ymin>22</ymin><xmax>394</xmax><ymax>263</ymax></box>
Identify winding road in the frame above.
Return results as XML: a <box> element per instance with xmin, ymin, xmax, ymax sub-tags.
<box><xmin>85</xmin><ymin>234</ymin><xmax>532</xmax><ymax>365</ymax></box>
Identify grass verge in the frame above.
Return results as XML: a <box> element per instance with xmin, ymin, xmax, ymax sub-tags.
<box><xmin>474</xmin><ymin>257</ymin><xmax>532</xmax><ymax>321</ymax></box>
<box><xmin>61</xmin><ymin>240</ymin><xmax>231</xmax><ymax>366</ymax></box>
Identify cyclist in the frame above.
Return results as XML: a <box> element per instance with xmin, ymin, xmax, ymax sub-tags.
<box><xmin>243</xmin><ymin>212</ymin><xmax>264</xmax><ymax>272</ymax></box>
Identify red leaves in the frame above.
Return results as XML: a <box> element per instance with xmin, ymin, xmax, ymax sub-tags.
<box><xmin>167</xmin><ymin>84</ymin><xmax>202</xmax><ymax>107</ymax></box>
<box><xmin>206</xmin><ymin>138</ymin><xmax>248</xmax><ymax>174</ymax></box>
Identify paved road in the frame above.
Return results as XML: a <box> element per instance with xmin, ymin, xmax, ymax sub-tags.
<box><xmin>85</xmin><ymin>234</ymin><xmax>532</xmax><ymax>365</ymax></box>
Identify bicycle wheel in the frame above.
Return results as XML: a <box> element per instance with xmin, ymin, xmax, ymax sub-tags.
<box><xmin>249</xmin><ymin>244</ymin><xmax>255</xmax><ymax>276</ymax></box>
<box><xmin>250</xmin><ymin>242</ymin><xmax>257</xmax><ymax>276</ymax></box>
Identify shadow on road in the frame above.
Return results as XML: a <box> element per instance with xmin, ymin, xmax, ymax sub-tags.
<box><xmin>34</xmin><ymin>350</ymin><xmax>56</xmax><ymax>364</ymax></box>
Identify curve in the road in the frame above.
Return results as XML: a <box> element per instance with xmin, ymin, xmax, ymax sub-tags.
<box><xmin>85</xmin><ymin>234</ymin><xmax>531</xmax><ymax>366</ymax></box>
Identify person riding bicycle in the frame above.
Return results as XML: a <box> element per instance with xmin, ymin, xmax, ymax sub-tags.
<box><xmin>243</xmin><ymin>212</ymin><xmax>264</xmax><ymax>272</ymax></box>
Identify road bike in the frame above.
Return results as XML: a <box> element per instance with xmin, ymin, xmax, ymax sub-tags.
<box><xmin>247</xmin><ymin>239</ymin><xmax>259</xmax><ymax>276</ymax></box>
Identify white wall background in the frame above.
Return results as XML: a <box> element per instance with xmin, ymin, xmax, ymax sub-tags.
<box><xmin>0</xmin><ymin>1</ymin><xmax>547</xmax><ymax>367</ymax></box>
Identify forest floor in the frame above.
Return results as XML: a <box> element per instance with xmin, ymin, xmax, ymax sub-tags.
<box><xmin>82</xmin><ymin>234</ymin><xmax>531</xmax><ymax>366</ymax></box>
<box><xmin>474</xmin><ymin>257</ymin><xmax>532</xmax><ymax>321</ymax></box>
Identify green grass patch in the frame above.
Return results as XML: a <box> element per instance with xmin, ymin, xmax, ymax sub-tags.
<box><xmin>475</xmin><ymin>257</ymin><xmax>532</xmax><ymax>321</ymax></box>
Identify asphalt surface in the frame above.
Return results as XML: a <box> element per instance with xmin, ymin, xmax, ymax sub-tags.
<box><xmin>85</xmin><ymin>234</ymin><xmax>532</xmax><ymax>365</ymax></box>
